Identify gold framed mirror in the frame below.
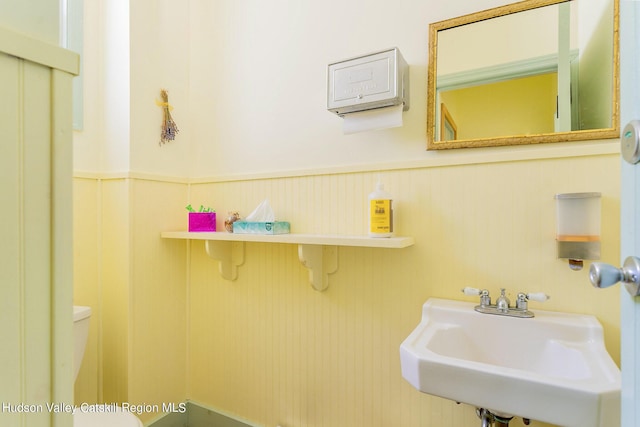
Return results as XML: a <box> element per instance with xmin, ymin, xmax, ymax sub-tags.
<box><xmin>426</xmin><ymin>0</ymin><xmax>619</xmax><ymax>150</ymax></box>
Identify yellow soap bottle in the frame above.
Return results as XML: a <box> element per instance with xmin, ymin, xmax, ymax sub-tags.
<box><xmin>368</xmin><ymin>178</ymin><xmax>394</xmax><ymax>238</ymax></box>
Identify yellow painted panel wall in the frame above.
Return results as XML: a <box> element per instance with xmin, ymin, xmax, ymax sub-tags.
<box><xmin>73</xmin><ymin>177</ymin><xmax>189</xmax><ymax>423</ymax></box>
<box><xmin>128</xmin><ymin>179</ymin><xmax>189</xmax><ymax>417</ymax></box>
<box><xmin>187</xmin><ymin>154</ymin><xmax>620</xmax><ymax>427</ymax></box>
<box><xmin>73</xmin><ymin>178</ymin><xmax>135</xmax><ymax>406</ymax></box>
<box><xmin>72</xmin><ymin>152</ymin><xmax>620</xmax><ymax>427</ymax></box>
<box><xmin>73</xmin><ymin>178</ymin><xmax>101</xmax><ymax>404</ymax></box>
<box><xmin>101</xmin><ymin>179</ymin><xmax>131</xmax><ymax>404</ymax></box>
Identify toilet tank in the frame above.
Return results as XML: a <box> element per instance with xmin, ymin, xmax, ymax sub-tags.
<box><xmin>73</xmin><ymin>306</ymin><xmax>91</xmax><ymax>381</ymax></box>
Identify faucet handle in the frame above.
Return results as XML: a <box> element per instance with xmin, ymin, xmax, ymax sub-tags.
<box><xmin>462</xmin><ymin>287</ymin><xmax>491</xmax><ymax>307</ymax></box>
<box><xmin>516</xmin><ymin>292</ymin><xmax>549</xmax><ymax>310</ymax></box>
<box><xmin>462</xmin><ymin>287</ymin><xmax>482</xmax><ymax>296</ymax></box>
<box><xmin>525</xmin><ymin>292</ymin><xmax>550</xmax><ymax>302</ymax></box>
<box><xmin>462</xmin><ymin>287</ymin><xmax>489</xmax><ymax>296</ymax></box>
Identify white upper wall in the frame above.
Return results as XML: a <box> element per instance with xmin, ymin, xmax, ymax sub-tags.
<box><xmin>128</xmin><ymin>0</ymin><xmax>191</xmax><ymax>178</ymax></box>
<box><xmin>74</xmin><ymin>0</ymin><xmax>132</xmax><ymax>174</ymax></box>
<box><xmin>187</xmin><ymin>0</ymin><xmax>514</xmax><ymax>178</ymax></box>
<box><xmin>77</xmin><ymin>0</ymin><xmax>616</xmax><ymax>178</ymax></box>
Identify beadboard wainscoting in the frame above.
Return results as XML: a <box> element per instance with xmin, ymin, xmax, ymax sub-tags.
<box><xmin>74</xmin><ymin>146</ymin><xmax>620</xmax><ymax>427</ymax></box>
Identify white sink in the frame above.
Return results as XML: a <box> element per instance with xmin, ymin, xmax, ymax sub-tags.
<box><xmin>400</xmin><ymin>298</ymin><xmax>620</xmax><ymax>427</ymax></box>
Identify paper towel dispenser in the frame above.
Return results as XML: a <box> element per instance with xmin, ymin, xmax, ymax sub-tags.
<box><xmin>327</xmin><ymin>47</ymin><xmax>410</xmax><ymax>117</ymax></box>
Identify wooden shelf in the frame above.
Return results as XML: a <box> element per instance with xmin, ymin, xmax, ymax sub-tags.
<box><xmin>161</xmin><ymin>231</ymin><xmax>415</xmax><ymax>291</ymax></box>
<box><xmin>161</xmin><ymin>231</ymin><xmax>414</xmax><ymax>248</ymax></box>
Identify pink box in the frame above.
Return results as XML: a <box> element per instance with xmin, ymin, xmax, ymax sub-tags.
<box><xmin>188</xmin><ymin>212</ymin><xmax>216</xmax><ymax>232</ymax></box>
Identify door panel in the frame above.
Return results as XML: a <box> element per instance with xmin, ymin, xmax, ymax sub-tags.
<box><xmin>619</xmin><ymin>1</ymin><xmax>640</xmax><ymax>425</ymax></box>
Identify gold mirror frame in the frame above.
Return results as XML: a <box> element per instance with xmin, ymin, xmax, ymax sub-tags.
<box><xmin>426</xmin><ymin>0</ymin><xmax>619</xmax><ymax>150</ymax></box>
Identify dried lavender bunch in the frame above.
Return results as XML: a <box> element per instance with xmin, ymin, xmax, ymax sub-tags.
<box><xmin>160</xmin><ymin>89</ymin><xmax>179</xmax><ymax>145</ymax></box>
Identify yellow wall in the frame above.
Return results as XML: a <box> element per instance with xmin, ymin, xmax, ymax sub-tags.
<box><xmin>74</xmin><ymin>146</ymin><xmax>620</xmax><ymax>426</ymax></box>
<box><xmin>440</xmin><ymin>73</ymin><xmax>558</xmax><ymax>140</ymax></box>
<box><xmin>73</xmin><ymin>178</ymin><xmax>100</xmax><ymax>404</ymax></box>
<box><xmin>69</xmin><ymin>1</ymin><xmax>621</xmax><ymax>426</ymax></box>
<box><xmin>73</xmin><ymin>177</ymin><xmax>189</xmax><ymax>419</ymax></box>
<box><xmin>188</xmin><ymin>152</ymin><xmax>620</xmax><ymax>427</ymax></box>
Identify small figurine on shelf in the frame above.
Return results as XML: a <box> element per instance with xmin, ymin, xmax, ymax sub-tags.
<box><xmin>224</xmin><ymin>211</ymin><xmax>241</xmax><ymax>232</ymax></box>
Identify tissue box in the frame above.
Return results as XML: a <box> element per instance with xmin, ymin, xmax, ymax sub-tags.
<box><xmin>232</xmin><ymin>221</ymin><xmax>290</xmax><ymax>235</ymax></box>
<box><xmin>189</xmin><ymin>212</ymin><xmax>216</xmax><ymax>232</ymax></box>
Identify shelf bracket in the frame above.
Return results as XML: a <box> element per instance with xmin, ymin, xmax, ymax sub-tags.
<box><xmin>298</xmin><ymin>244</ymin><xmax>338</xmax><ymax>291</ymax></box>
<box><xmin>204</xmin><ymin>240</ymin><xmax>245</xmax><ymax>281</ymax></box>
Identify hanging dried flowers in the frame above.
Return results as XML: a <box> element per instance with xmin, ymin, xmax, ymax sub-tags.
<box><xmin>159</xmin><ymin>89</ymin><xmax>179</xmax><ymax>145</ymax></box>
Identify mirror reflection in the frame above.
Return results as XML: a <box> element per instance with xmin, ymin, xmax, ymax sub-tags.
<box><xmin>427</xmin><ymin>0</ymin><xmax>619</xmax><ymax>150</ymax></box>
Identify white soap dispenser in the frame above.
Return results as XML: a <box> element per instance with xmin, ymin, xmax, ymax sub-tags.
<box><xmin>368</xmin><ymin>176</ymin><xmax>394</xmax><ymax>238</ymax></box>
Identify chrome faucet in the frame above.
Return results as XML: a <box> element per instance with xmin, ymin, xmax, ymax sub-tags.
<box><xmin>495</xmin><ymin>288</ymin><xmax>510</xmax><ymax>313</ymax></box>
<box><xmin>462</xmin><ymin>287</ymin><xmax>549</xmax><ymax>318</ymax></box>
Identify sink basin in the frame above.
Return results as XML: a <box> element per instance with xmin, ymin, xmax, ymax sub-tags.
<box><xmin>400</xmin><ymin>298</ymin><xmax>620</xmax><ymax>427</ymax></box>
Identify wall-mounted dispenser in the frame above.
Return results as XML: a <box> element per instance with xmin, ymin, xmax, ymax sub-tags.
<box><xmin>555</xmin><ymin>192</ymin><xmax>601</xmax><ymax>271</ymax></box>
<box><xmin>327</xmin><ymin>47</ymin><xmax>409</xmax><ymax>117</ymax></box>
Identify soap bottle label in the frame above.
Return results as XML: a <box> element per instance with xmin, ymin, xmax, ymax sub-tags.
<box><xmin>370</xmin><ymin>199</ymin><xmax>393</xmax><ymax>233</ymax></box>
